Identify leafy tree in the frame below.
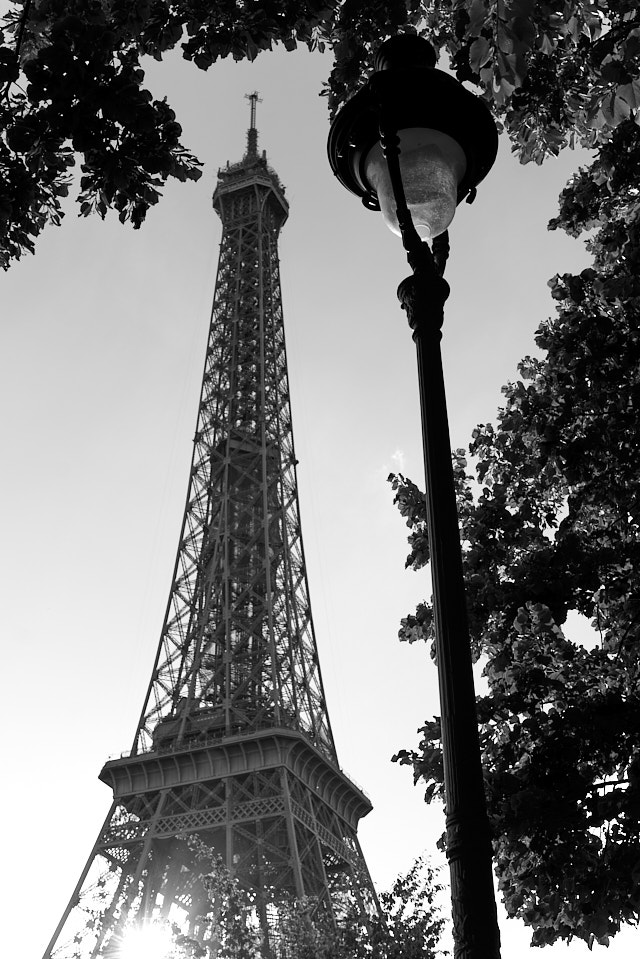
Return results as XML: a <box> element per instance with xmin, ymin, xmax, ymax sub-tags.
<box><xmin>366</xmin><ymin>855</ymin><xmax>447</xmax><ymax>959</ymax></box>
<box><xmin>268</xmin><ymin>855</ymin><xmax>447</xmax><ymax>958</ymax></box>
<box><xmin>390</xmin><ymin>118</ymin><xmax>640</xmax><ymax>948</ymax></box>
<box><xmin>141</xmin><ymin>847</ymin><xmax>446</xmax><ymax>958</ymax></box>
<box><xmin>1</xmin><ymin>0</ymin><xmax>640</xmax><ymax>266</ymax></box>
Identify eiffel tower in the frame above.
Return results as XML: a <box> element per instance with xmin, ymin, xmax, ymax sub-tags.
<box><xmin>43</xmin><ymin>95</ymin><xmax>377</xmax><ymax>959</ymax></box>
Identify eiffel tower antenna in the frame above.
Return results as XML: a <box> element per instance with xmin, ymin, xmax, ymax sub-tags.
<box><xmin>245</xmin><ymin>90</ymin><xmax>262</xmax><ymax>158</ymax></box>
<box><xmin>43</xmin><ymin>105</ymin><xmax>377</xmax><ymax>959</ymax></box>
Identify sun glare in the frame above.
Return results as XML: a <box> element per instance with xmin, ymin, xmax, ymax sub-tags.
<box><xmin>119</xmin><ymin>922</ymin><xmax>176</xmax><ymax>959</ymax></box>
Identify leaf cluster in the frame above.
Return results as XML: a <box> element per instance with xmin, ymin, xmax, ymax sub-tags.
<box><xmin>267</xmin><ymin>854</ymin><xmax>448</xmax><ymax>959</ymax></box>
<box><xmin>391</xmin><ymin>120</ymin><xmax>640</xmax><ymax>947</ymax></box>
<box><xmin>426</xmin><ymin>0</ymin><xmax>640</xmax><ymax>163</ymax></box>
<box><xmin>158</xmin><ymin>840</ymin><xmax>447</xmax><ymax>959</ymax></box>
<box><xmin>371</xmin><ymin>855</ymin><xmax>447</xmax><ymax>959</ymax></box>
<box><xmin>2</xmin><ymin>1</ymin><xmax>640</xmax><ymax>265</ymax></box>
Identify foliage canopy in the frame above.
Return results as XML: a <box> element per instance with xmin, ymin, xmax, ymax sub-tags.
<box><xmin>391</xmin><ymin>116</ymin><xmax>640</xmax><ymax>948</ymax></box>
<box><xmin>1</xmin><ymin>0</ymin><xmax>640</xmax><ymax>266</ymax></box>
<box><xmin>145</xmin><ymin>844</ymin><xmax>447</xmax><ymax>959</ymax></box>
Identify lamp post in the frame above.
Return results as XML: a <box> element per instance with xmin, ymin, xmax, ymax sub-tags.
<box><xmin>328</xmin><ymin>34</ymin><xmax>501</xmax><ymax>959</ymax></box>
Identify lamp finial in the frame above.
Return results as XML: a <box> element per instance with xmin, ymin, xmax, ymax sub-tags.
<box><xmin>374</xmin><ymin>34</ymin><xmax>437</xmax><ymax>72</ymax></box>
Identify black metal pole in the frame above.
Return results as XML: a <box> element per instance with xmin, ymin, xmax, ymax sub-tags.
<box><xmin>399</xmin><ymin>264</ymin><xmax>501</xmax><ymax>959</ymax></box>
<box><xmin>375</xmin><ymin>108</ymin><xmax>501</xmax><ymax>957</ymax></box>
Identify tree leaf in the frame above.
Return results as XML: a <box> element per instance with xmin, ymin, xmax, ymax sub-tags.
<box><xmin>469</xmin><ymin>36</ymin><xmax>492</xmax><ymax>73</ymax></box>
<box><xmin>617</xmin><ymin>80</ymin><xmax>640</xmax><ymax>110</ymax></box>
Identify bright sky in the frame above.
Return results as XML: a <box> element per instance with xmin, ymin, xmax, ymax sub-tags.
<box><xmin>0</xmin><ymin>35</ymin><xmax>636</xmax><ymax>959</ymax></box>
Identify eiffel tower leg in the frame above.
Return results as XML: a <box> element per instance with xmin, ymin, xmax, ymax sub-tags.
<box><xmin>225</xmin><ymin>777</ymin><xmax>234</xmax><ymax>873</ymax></box>
<box><xmin>254</xmin><ymin>821</ymin><xmax>275</xmax><ymax>959</ymax></box>
<box><xmin>91</xmin><ymin>861</ymin><xmax>137</xmax><ymax>959</ymax></box>
<box><xmin>349</xmin><ymin>834</ymin><xmax>379</xmax><ymax>915</ymax></box>
<box><xmin>42</xmin><ymin>804</ymin><xmax>117</xmax><ymax>959</ymax></box>
<box><xmin>307</xmin><ymin>816</ymin><xmax>335</xmax><ymax>921</ymax></box>
<box><xmin>280</xmin><ymin>768</ymin><xmax>306</xmax><ymax>899</ymax></box>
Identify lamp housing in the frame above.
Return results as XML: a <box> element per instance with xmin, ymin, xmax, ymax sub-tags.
<box><xmin>327</xmin><ymin>34</ymin><xmax>498</xmax><ymax>237</ymax></box>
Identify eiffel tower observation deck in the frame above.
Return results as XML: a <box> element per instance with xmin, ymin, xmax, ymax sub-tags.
<box><xmin>42</xmin><ymin>94</ymin><xmax>377</xmax><ymax>959</ymax></box>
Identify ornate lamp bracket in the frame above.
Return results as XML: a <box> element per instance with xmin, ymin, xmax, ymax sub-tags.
<box><xmin>374</xmin><ymin>89</ymin><xmax>451</xmax><ymax>342</ymax></box>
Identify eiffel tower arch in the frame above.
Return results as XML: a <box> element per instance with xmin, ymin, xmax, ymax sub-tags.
<box><xmin>42</xmin><ymin>98</ymin><xmax>377</xmax><ymax>959</ymax></box>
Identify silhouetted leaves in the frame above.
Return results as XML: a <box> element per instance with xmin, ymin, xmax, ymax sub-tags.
<box><xmin>2</xmin><ymin>1</ymin><xmax>640</xmax><ymax>265</ymax></box>
<box><xmin>161</xmin><ymin>841</ymin><xmax>447</xmax><ymax>958</ymax></box>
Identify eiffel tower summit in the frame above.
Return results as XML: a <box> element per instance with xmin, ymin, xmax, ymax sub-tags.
<box><xmin>43</xmin><ymin>94</ymin><xmax>377</xmax><ymax>959</ymax></box>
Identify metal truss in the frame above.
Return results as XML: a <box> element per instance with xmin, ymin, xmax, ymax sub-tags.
<box><xmin>43</xmin><ymin>127</ymin><xmax>377</xmax><ymax>959</ymax></box>
<box><xmin>132</xmin><ymin>151</ymin><xmax>334</xmax><ymax>762</ymax></box>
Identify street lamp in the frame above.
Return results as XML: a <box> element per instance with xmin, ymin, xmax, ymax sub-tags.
<box><xmin>328</xmin><ymin>34</ymin><xmax>501</xmax><ymax>959</ymax></box>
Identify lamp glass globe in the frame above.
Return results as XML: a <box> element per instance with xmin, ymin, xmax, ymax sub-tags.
<box><xmin>364</xmin><ymin>128</ymin><xmax>467</xmax><ymax>240</ymax></box>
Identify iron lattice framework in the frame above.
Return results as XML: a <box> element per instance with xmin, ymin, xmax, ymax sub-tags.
<box><xmin>43</xmin><ymin>104</ymin><xmax>377</xmax><ymax>959</ymax></box>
